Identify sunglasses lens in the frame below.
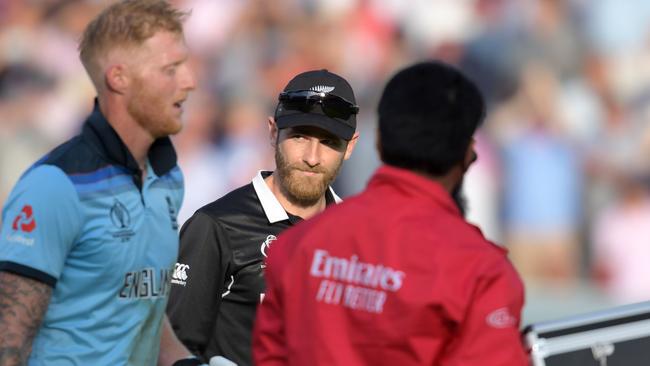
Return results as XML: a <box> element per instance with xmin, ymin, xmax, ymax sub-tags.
<box><xmin>279</xmin><ymin>93</ymin><xmax>317</xmax><ymax>112</ymax></box>
<box><xmin>321</xmin><ymin>96</ymin><xmax>356</xmax><ymax>120</ymax></box>
<box><xmin>279</xmin><ymin>91</ymin><xmax>358</xmax><ymax>119</ymax></box>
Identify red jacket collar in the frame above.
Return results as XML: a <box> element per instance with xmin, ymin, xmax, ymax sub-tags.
<box><xmin>368</xmin><ymin>165</ymin><xmax>461</xmax><ymax>217</ymax></box>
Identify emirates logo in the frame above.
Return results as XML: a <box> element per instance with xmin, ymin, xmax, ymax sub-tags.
<box><xmin>12</xmin><ymin>205</ymin><xmax>36</xmax><ymax>233</ymax></box>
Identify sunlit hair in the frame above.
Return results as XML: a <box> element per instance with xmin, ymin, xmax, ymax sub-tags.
<box><xmin>78</xmin><ymin>0</ymin><xmax>189</xmax><ymax>88</ymax></box>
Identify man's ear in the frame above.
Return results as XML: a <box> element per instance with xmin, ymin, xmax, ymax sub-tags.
<box><xmin>268</xmin><ymin>116</ymin><xmax>278</xmax><ymax>147</ymax></box>
<box><xmin>343</xmin><ymin>132</ymin><xmax>360</xmax><ymax>160</ymax></box>
<box><xmin>105</xmin><ymin>64</ymin><xmax>129</xmax><ymax>94</ymax></box>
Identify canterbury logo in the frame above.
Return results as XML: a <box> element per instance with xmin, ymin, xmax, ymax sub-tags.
<box><xmin>172</xmin><ymin>263</ymin><xmax>189</xmax><ymax>281</ymax></box>
<box><xmin>12</xmin><ymin>205</ymin><xmax>36</xmax><ymax>233</ymax></box>
<box><xmin>309</xmin><ymin>85</ymin><xmax>335</xmax><ymax>93</ymax></box>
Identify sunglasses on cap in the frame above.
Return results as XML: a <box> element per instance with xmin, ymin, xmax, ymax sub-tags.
<box><xmin>278</xmin><ymin>90</ymin><xmax>359</xmax><ymax>120</ymax></box>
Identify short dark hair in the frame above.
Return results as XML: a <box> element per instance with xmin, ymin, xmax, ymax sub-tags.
<box><xmin>377</xmin><ymin>61</ymin><xmax>485</xmax><ymax>176</ymax></box>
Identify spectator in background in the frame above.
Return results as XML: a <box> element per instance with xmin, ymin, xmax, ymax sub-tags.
<box><xmin>496</xmin><ymin>62</ymin><xmax>583</xmax><ymax>284</ymax></box>
<box><xmin>0</xmin><ymin>65</ymin><xmax>57</xmax><ymax>208</ymax></box>
<box><xmin>593</xmin><ymin>171</ymin><xmax>650</xmax><ymax>304</ymax></box>
<box><xmin>219</xmin><ymin>97</ymin><xmax>274</xmax><ymax>190</ymax></box>
<box><xmin>173</xmin><ymin>91</ymin><xmax>227</xmax><ymax>225</ymax></box>
<box><xmin>463</xmin><ymin>131</ymin><xmax>502</xmax><ymax>243</ymax></box>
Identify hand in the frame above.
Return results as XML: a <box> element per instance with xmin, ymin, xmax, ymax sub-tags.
<box><xmin>209</xmin><ymin>356</ymin><xmax>238</xmax><ymax>366</ymax></box>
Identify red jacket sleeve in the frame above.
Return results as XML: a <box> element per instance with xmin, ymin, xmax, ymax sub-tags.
<box><xmin>253</xmin><ymin>236</ymin><xmax>289</xmax><ymax>366</ymax></box>
<box><xmin>440</xmin><ymin>255</ymin><xmax>528</xmax><ymax>366</ymax></box>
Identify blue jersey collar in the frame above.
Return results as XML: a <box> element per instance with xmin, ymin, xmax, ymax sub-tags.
<box><xmin>81</xmin><ymin>99</ymin><xmax>178</xmax><ymax>177</ymax></box>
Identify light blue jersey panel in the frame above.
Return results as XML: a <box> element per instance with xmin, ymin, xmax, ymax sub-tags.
<box><xmin>1</xmin><ymin>162</ymin><xmax>183</xmax><ymax>365</ymax></box>
<box><xmin>0</xmin><ymin>165</ymin><xmax>82</xmax><ymax>284</ymax></box>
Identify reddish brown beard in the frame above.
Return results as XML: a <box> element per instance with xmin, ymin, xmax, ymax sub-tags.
<box><xmin>274</xmin><ymin>146</ymin><xmax>343</xmax><ymax>208</ymax></box>
<box><xmin>127</xmin><ymin>77</ymin><xmax>180</xmax><ymax>138</ymax></box>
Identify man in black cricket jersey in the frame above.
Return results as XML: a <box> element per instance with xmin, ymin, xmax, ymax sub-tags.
<box><xmin>167</xmin><ymin>70</ymin><xmax>359</xmax><ymax>365</ymax></box>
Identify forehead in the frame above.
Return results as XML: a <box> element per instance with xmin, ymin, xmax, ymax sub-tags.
<box><xmin>136</xmin><ymin>31</ymin><xmax>188</xmax><ymax>62</ymax></box>
<box><xmin>280</xmin><ymin>125</ymin><xmax>341</xmax><ymax>141</ymax></box>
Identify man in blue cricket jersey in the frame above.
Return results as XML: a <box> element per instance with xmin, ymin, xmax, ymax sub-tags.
<box><xmin>0</xmin><ymin>1</ymin><xmax>205</xmax><ymax>365</ymax></box>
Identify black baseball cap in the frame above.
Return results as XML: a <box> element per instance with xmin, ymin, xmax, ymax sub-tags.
<box><xmin>274</xmin><ymin>69</ymin><xmax>358</xmax><ymax>140</ymax></box>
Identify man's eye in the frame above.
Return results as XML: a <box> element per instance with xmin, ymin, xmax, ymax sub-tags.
<box><xmin>165</xmin><ymin>67</ymin><xmax>177</xmax><ymax>76</ymax></box>
<box><xmin>322</xmin><ymin>139</ymin><xmax>343</xmax><ymax>148</ymax></box>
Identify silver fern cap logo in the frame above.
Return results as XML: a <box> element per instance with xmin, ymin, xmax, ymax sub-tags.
<box><xmin>309</xmin><ymin>85</ymin><xmax>335</xmax><ymax>93</ymax></box>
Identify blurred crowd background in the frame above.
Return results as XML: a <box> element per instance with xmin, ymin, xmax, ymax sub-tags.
<box><xmin>2</xmin><ymin>0</ymin><xmax>650</xmax><ymax>324</ymax></box>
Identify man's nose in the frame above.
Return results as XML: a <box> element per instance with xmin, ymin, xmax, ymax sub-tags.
<box><xmin>180</xmin><ymin>64</ymin><xmax>196</xmax><ymax>91</ymax></box>
<box><xmin>302</xmin><ymin>139</ymin><xmax>321</xmax><ymax>167</ymax></box>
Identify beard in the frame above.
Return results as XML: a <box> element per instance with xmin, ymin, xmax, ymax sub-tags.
<box><xmin>451</xmin><ymin>178</ymin><xmax>468</xmax><ymax>218</ymax></box>
<box><xmin>274</xmin><ymin>146</ymin><xmax>343</xmax><ymax>208</ymax></box>
<box><xmin>127</xmin><ymin>77</ymin><xmax>182</xmax><ymax>139</ymax></box>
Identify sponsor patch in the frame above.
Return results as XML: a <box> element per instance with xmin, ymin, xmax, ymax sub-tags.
<box><xmin>5</xmin><ymin>234</ymin><xmax>35</xmax><ymax>246</ymax></box>
<box><xmin>310</xmin><ymin>249</ymin><xmax>406</xmax><ymax>314</ymax></box>
<box><xmin>12</xmin><ymin>205</ymin><xmax>36</xmax><ymax>233</ymax></box>
<box><xmin>486</xmin><ymin>307</ymin><xmax>517</xmax><ymax>328</ymax></box>
<box><xmin>260</xmin><ymin>235</ymin><xmax>277</xmax><ymax>269</ymax></box>
<box><xmin>171</xmin><ymin>263</ymin><xmax>190</xmax><ymax>286</ymax></box>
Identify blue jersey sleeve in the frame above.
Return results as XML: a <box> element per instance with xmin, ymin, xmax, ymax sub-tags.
<box><xmin>0</xmin><ymin>165</ymin><xmax>82</xmax><ymax>286</ymax></box>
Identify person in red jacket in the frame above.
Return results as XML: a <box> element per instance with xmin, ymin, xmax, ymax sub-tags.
<box><xmin>253</xmin><ymin>61</ymin><xmax>528</xmax><ymax>366</ymax></box>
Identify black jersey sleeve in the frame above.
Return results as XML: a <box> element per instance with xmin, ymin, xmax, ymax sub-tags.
<box><xmin>167</xmin><ymin>211</ymin><xmax>231</xmax><ymax>360</ymax></box>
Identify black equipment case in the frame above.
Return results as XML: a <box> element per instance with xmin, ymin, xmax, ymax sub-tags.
<box><xmin>524</xmin><ymin>301</ymin><xmax>650</xmax><ymax>365</ymax></box>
